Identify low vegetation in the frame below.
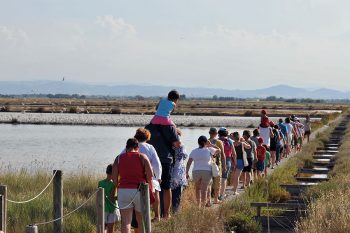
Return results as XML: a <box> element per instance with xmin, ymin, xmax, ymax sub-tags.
<box><xmin>295</xmin><ymin>120</ymin><xmax>350</xmax><ymax>233</ymax></box>
<box><xmin>0</xmin><ymin>97</ymin><xmax>345</xmax><ymax>117</ymax></box>
<box><xmin>1</xmin><ymin>170</ymin><xmax>100</xmax><ymax>233</ymax></box>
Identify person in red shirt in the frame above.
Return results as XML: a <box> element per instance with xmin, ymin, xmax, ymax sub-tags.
<box><xmin>112</xmin><ymin>138</ymin><xmax>154</xmax><ymax>233</ymax></box>
<box><xmin>256</xmin><ymin>137</ymin><xmax>267</xmax><ymax>178</ymax></box>
<box><xmin>260</xmin><ymin>109</ymin><xmax>270</xmax><ymax>128</ymax></box>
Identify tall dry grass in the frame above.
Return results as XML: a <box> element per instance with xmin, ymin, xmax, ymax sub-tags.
<box><xmin>296</xmin><ymin>120</ymin><xmax>350</xmax><ymax>233</ymax></box>
<box><xmin>1</xmin><ymin>169</ymin><xmax>102</xmax><ymax>233</ymax></box>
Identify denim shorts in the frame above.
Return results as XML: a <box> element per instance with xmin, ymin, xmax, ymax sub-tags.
<box><xmin>236</xmin><ymin>159</ymin><xmax>244</xmax><ymax>170</ymax></box>
<box><xmin>222</xmin><ymin>157</ymin><xmax>232</xmax><ymax>179</ymax></box>
<box><xmin>256</xmin><ymin>160</ymin><xmax>265</xmax><ymax>172</ymax></box>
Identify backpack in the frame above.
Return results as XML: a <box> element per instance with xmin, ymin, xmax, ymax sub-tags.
<box><xmin>221</xmin><ymin>138</ymin><xmax>233</xmax><ymax>158</ymax></box>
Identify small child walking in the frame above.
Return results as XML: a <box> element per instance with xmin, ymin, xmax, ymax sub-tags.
<box><xmin>263</xmin><ymin>145</ymin><xmax>271</xmax><ymax>177</ymax></box>
<box><xmin>150</xmin><ymin>90</ymin><xmax>180</xmax><ymax>126</ymax></box>
<box><xmin>98</xmin><ymin>164</ymin><xmax>120</xmax><ymax>233</ymax></box>
<box><xmin>256</xmin><ymin>138</ymin><xmax>267</xmax><ymax>178</ymax></box>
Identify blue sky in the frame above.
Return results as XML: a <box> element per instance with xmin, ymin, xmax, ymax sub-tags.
<box><xmin>1</xmin><ymin>0</ymin><xmax>350</xmax><ymax>91</ymax></box>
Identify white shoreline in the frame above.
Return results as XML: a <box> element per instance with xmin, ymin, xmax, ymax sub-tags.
<box><xmin>0</xmin><ymin>112</ymin><xmax>319</xmax><ymax>128</ymax></box>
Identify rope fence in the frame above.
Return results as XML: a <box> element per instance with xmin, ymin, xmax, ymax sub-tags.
<box><xmin>34</xmin><ymin>189</ymin><xmax>99</xmax><ymax>226</ymax></box>
<box><xmin>0</xmin><ymin>170</ymin><xmax>152</xmax><ymax>233</ymax></box>
<box><xmin>6</xmin><ymin>171</ymin><xmax>58</xmax><ymax>204</ymax></box>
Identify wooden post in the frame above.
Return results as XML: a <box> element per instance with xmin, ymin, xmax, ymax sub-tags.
<box><xmin>53</xmin><ymin>170</ymin><xmax>63</xmax><ymax>233</ymax></box>
<box><xmin>96</xmin><ymin>187</ymin><xmax>105</xmax><ymax>233</ymax></box>
<box><xmin>0</xmin><ymin>185</ymin><xmax>7</xmax><ymax>233</ymax></box>
<box><xmin>25</xmin><ymin>225</ymin><xmax>38</xmax><ymax>233</ymax></box>
<box><xmin>140</xmin><ymin>183</ymin><xmax>151</xmax><ymax>233</ymax></box>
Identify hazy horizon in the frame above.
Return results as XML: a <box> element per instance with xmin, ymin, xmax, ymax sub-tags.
<box><xmin>1</xmin><ymin>1</ymin><xmax>350</xmax><ymax>91</ymax></box>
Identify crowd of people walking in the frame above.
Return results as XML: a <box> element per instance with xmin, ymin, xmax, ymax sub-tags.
<box><xmin>98</xmin><ymin>90</ymin><xmax>312</xmax><ymax>233</ymax></box>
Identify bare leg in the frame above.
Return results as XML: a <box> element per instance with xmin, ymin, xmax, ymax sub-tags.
<box><xmin>232</xmin><ymin>169</ymin><xmax>242</xmax><ymax>193</ymax></box>
<box><xmin>244</xmin><ymin>172</ymin><xmax>251</xmax><ymax>187</ymax></box>
<box><xmin>271</xmin><ymin>151</ymin><xmax>276</xmax><ymax>168</ymax></box>
<box><xmin>152</xmin><ymin>191</ymin><xmax>160</xmax><ymax>221</ymax></box>
<box><xmin>200</xmin><ymin>182</ymin><xmax>210</xmax><ymax>207</ymax></box>
<box><xmin>106</xmin><ymin>223</ymin><xmax>115</xmax><ymax>233</ymax></box>
<box><xmin>120</xmin><ymin>208</ymin><xmax>133</xmax><ymax>233</ymax></box>
<box><xmin>195</xmin><ymin>181</ymin><xmax>202</xmax><ymax>207</ymax></box>
<box><xmin>220</xmin><ymin>178</ymin><xmax>227</xmax><ymax>197</ymax></box>
<box><xmin>162</xmin><ymin>189</ymin><xmax>172</xmax><ymax>219</ymax></box>
<box><xmin>135</xmin><ymin>211</ymin><xmax>143</xmax><ymax>233</ymax></box>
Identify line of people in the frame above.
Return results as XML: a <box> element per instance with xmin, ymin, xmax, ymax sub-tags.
<box><xmin>97</xmin><ymin>89</ymin><xmax>312</xmax><ymax>233</ymax></box>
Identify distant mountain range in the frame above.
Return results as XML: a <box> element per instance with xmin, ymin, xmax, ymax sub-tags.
<box><xmin>0</xmin><ymin>80</ymin><xmax>349</xmax><ymax>99</ymax></box>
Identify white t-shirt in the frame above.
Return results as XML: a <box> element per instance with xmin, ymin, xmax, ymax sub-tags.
<box><xmin>284</xmin><ymin>123</ymin><xmax>294</xmax><ymax>137</ymax></box>
<box><xmin>189</xmin><ymin>147</ymin><xmax>217</xmax><ymax>171</ymax></box>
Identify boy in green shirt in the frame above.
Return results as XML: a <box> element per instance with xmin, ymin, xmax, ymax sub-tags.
<box><xmin>263</xmin><ymin>145</ymin><xmax>271</xmax><ymax>177</ymax></box>
<box><xmin>98</xmin><ymin>164</ymin><xmax>119</xmax><ymax>233</ymax></box>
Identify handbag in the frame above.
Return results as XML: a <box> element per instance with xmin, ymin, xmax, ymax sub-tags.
<box><xmin>211</xmin><ymin>159</ymin><xmax>220</xmax><ymax>177</ymax></box>
<box><xmin>242</xmin><ymin>144</ymin><xmax>249</xmax><ymax>167</ymax></box>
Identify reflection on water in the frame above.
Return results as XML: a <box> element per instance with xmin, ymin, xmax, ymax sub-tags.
<box><xmin>1</xmin><ymin>124</ymin><xmax>246</xmax><ymax>174</ymax></box>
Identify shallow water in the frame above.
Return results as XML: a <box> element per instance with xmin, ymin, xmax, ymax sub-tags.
<box><xmin>1</xmin><ymin>124</ymin><xmax>247</xmax><ymax>174</ymax></box>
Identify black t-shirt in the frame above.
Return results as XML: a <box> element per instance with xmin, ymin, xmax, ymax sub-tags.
<box><xmin>145</xmin><ymin>123</ymin><xmax>179</xmax><ymax>165</ymax></box>
<box><xmin>234</xmin><ymin>143</ymin><xmax>244</xmax><ymax>160</ymax></box>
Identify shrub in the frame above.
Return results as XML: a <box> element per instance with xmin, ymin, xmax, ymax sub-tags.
<box><xmin>1</xmin><ymin>106</ymin><xmax>10</xmax><ymax>112</ymax></box>
<box><xmin>36</xmin><ymin>107</ymin><xmax>46</xmax><ymax>113</ymax></box>
<box><xmin>11</xmin><ymin>118</ymin><xmax>19</xmax><ymax>124</ymax></box>
<box><xmin>68</xmin><ymin>106</ymin><xmax>78</xmax><ymax>113</ymax></box>
<box><xmin>111</xmin><ymin>108</ymin><xmax>122</xmax><ymax>114</ymax></box>
<box><xmin>225</xmin><ymin>213</ymin><xmax>261</xmax><ymax>233</ymax></box>
<box><xmin>244</xmin><ymin>110</ymin><xmax>253</xmax><ymax>116</ymax></box>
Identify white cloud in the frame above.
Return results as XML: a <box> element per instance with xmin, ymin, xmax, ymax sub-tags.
<box><xmin>95</xmin><ymin>15</ymin><xmax>136</xmax><ymax>35</ymax></box>
<box><xmin>0</xmin><ymin>26</ymin><xmax>28</xmax><ymax>46</ymax></box>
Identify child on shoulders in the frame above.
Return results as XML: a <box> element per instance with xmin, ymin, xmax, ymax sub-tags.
<box><xmin>260</xmin><ymin>109</ymin><xmax>270</xmax><ymax>128</ymax></box>
<box><xmin>150</xmin><ymin>90</ymin><xmax>180</xmax><ymax>126</ymax></box>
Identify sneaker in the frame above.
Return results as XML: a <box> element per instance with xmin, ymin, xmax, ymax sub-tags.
<box><xmin>233</xmin><ymin>192</ymin><xmax>239</xmax><ymax>195</ymax></box>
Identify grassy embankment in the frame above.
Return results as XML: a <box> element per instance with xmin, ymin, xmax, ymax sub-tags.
<box><xmin>0</xmin><ymin>97</ymin><xmax>345</xmax><ymax>117</ymax></box>
<box><xmin>0</xmin><ymin>112</ymin><xmax>341</xmax><ymax>233</ymax></box>
<box><xmin>295</xmin><ymin>118</ymin><xmax>350</xmax><ymax>232</ymax></box>
<box><xmin>2</xmin><ymin>171</ymin><xmax>100</xmax><ymax>233</ymax></box>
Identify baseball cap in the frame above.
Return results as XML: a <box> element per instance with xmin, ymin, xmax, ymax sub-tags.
<box><xmin>218</xmin><ymin>127</ymin><xmax>227</xmax><ymax>133</ymax></box>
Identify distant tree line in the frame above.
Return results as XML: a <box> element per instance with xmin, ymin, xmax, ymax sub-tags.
<box><xmin>0</xmin><ymin>93</ymin><xmax>349</xmax><ymax>103</ymax></box>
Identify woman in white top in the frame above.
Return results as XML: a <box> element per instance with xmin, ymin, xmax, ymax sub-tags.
<box><xmin>186</xmin><ymin>135</ymin><xmax>219</xmax><ymax>207</ymax></box>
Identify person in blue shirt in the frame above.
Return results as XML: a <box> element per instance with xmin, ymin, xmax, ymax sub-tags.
<box><xmin>150</xmin><ymin>90</ymin><xmax>180</xmax><ymax>126</ymax></box>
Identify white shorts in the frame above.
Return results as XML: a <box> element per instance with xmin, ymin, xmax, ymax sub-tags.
<box><xmin>117</xmin><ymin>188</ymin><xmax>141</xmax><ymax>212</ymax></box>
<box><xmin>152</xmin><ymin>179</ymin><xmax>161</xmax><ymax>192</ymax></box>
<box><xmin>105</xmin><ymin>212</ymin><xmax>120</xmax><ymax>224</ymax></box>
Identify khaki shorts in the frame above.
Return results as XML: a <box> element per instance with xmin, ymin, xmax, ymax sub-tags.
<box><xmin>117</xmin><ymin>189</ymin><xmax>141</xmax><ymax>212</ymax></box>
<box><xmin>105</xmin><ymin>212</ymin><xmax>120</xmax><ymax>224</ymax></box>
<box><xmin>212</xmin><ymin>176</ymin><xmax>221</xmax><ymax>190</ymax></box>
<box><xmin>192</xmin><ymin>170</ymin><xmax>212</xmax><ymax>184</ymax></box>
